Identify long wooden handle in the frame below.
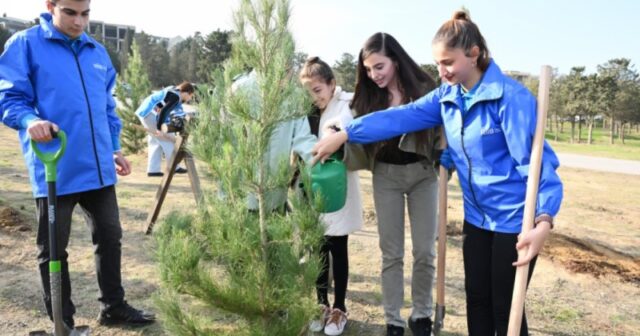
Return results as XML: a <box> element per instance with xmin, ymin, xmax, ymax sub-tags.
<box><xmin>436</xmin><ymin>136</ymin><xmax>448</xmax><ymax>306</ymax></box>
<box><xmin>434</xmin><ymin>130</ymin><xmax>448</xmax><ymax>335</ymax></box>
<box><xmin>507</xmin><ymin>65</ymin><xmax>552</xmax><ymax>336</ymax></box>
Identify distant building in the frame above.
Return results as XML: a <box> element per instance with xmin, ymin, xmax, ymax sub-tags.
<box><xmin>0</xmin><ymin>14</ymin><xmax>34</xmax><ymax>34</ymax></box>
<box><xmin>87</xmin><ymin>20</ymin><xmax>135</xmax><ymax>52</ymax></box>
<box><xmin>2</xmin><ymin>13</ymin><xmax>176</xmax><ymax>53</ymax></box>
<box><xmin>504</xmin><ymin>70</ymin><xmax>532</xmax><ymax>82</ymax></box>
<box><xmin>149</xmin><ymin>34</ymin><xmax>170</xmax><ymax>48</ymax></box>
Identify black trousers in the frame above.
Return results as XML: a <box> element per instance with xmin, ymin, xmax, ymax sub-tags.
<box><xmin>316</xmin><ymin>235</ymin><xmax>349</xmax><ymax>312</ymax></box>
<box><xmin>463</xmin><ymin>221</ymin><xmax>537</xmax><ymax>336</ymax></box>
<box><xmin>36</xmin><ymin>185</ymin><xmax>125</xmax><ymax>323</ymax></box>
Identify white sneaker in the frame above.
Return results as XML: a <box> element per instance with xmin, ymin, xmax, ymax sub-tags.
<box><xmin>309</xmin><ymin>305</ymin><xmax>330</xmax><ymax>332</ymax></box>
<box><xmin>323</xmin><ymin>308</ymin><xmax>347</xmax><ymax>335</ymax></box>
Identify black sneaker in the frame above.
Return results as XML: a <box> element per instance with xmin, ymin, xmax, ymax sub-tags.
<box><xmin>387</xmin><ymin>324</ymin><xmax>404</xmax><ymax>336</ymax></box>
<box><xmin>98</xmin><ymin>301</ymin><xmax>155</xmax><ymax>326</ymax></box>
<box><xmin>408</xmin><ymin>317</ymin><xmax>432</xmax><ymax>336</ymax></box>
<box><xmin>175</xmin><ymin>167</ymin><xmax>187</xmax><ymax>174</ymax></box>
<box><xmin>147</xmin><ymin>172</ymin><xmax>164</xmax><ymax>177</ymax></box>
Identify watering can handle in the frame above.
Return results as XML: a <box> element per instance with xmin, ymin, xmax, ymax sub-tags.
<box><xmin>30</xmin><ymin>129</ymin><xmax>67</xmax><ymax>182</ymax></box>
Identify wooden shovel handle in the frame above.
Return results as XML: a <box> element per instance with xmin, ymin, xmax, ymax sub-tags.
<box><xmin>507</xmin><ymin>65</ymin><xmax>553</xmax><ymax>336</ymax></box>
<box><xmin>436</xmin><ymin>137</ymin><xmax>448</xmax><ymax>307</ymax></box>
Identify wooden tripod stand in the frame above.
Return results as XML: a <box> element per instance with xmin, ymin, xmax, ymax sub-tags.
<box><xmin>144</xmin><ymin>122</ymin><xmax>202</xmax><ymax>234</ymax></box>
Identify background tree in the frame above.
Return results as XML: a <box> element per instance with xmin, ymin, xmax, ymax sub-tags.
<box><xmin>197</xmin><ymin>29</ymin><xmax>233</xmax><ymax>81</ymax></box>
<box><xmin>549</xmin><ymin>75</ymin><xmax>568</xmax><ymax>140</ymax></box>
<box><xmin>187</xmin><ymin>32</ymin><xmax>204</xmax><ymax>82</ymax></box>
<box><xmin>563</xmin><ymin>67</ymin><xmax>589</xmax><ymax>143</ymax></box>
<box><xmin>155</xmin><ymin>0</ymin><xmax>324</xmax><ymax>335</ymax></box>
<box><xmin>169</xmin><ymin>35</ymin><xmax>201</xmax><ymax>85</ymax></box>
<box><xmin>421</xmin><ymin>63</ymin><xmax>441</xmax><ymax>86</ymax></box>
<box><xmin>292</xmin><ymin>51</ymin><xmax>308</xmax><ymax>75</ymax></box>
<box><xmin>597</xmin><ymin>58</ymin><xmax>639</xmax><ymax>144</ymax></box>
<box><xmin>586</xmin><ymin>74</ymin><xmax>616</xmax><ymax>144</ymax></box>
<box><xmin>615</xmin><ymin>80</ymin><xmax>640</xmax><ymax>144</ymax></box>
<box><xmin>135</xmin><ymin>31</ymin><xmax>172</xmax><ymax>87</ymax></box>
<box><xmin>332</xmin><ymin>52</ymin><xmax>357</xmax><ymax>92</ymax></box>
<box><xmin>115</xmin><ymin>41</ymin><xmax>151</xmax><ymax>154</ymax></box>
<box><xmin>118</xmin><ymin>27</ymin><xmax>134</xmax><ymax>71</ymax></box>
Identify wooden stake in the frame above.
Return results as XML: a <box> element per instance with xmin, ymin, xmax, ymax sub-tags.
<box><xmin>507</xmin><ymin>65</ymin><xmax>552</xmax><ymax>335</ymax></box>
<box><xmin>434</xmin><ymin>130</ymin><xmax>448</xmax><ymax>335</ymax></box>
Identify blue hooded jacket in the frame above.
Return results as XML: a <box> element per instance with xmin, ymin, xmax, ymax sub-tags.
<box><xmin>135</xmin><ymin>86</ymin><xmax>185</xmax><ymax>123</ymax></box>
<box><xmin>346</xmin><ymin>60</ymin><xmax>563</xmax><ymax>233</ymax></box>
<box><xmin>1</xmin><ymin>13</ymin><xmax>121</xmax><ymax>197</ymax></box>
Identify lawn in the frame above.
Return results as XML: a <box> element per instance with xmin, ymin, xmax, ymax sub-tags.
<box><xmin>546</xmin><ymin>122</ymin><xmax>640</xmax><ymax>161</ymax></box>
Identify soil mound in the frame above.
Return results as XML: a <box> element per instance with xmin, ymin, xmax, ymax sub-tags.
<box><xmin>544</xmin><ymin>233</ymin><xmax>640</xmax><ymax>284</ymax></box>
<box><xmin>0</xmin><ymin>205</ymin><xmax>31</xmax><ymax>233</ymax></box>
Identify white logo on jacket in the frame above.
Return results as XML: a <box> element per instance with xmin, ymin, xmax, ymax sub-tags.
<box><xmin>93</xmin><ymin>63</ymin><xmax>107</xmax><ymax>71</ymax></box>
<box><xmin>481</xmin><ymin>127</ymin><xmax>502</xmax><ymax>135</ymax></box>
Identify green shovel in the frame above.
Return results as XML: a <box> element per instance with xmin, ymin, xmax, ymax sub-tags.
<box><xmin>29</xmin><ymin>131</ymin><xmax>88</xmax><ymax>336</ymax></box>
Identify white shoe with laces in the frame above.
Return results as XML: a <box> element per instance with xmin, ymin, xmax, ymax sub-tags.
<box><xmin>309</xmin><ymin>304</ymin><xmax>331</xmax><ymax>332</ymax></box>
<box><xmin>323</xmin><ymin>308</ymin><xmax>347</xmax><ymax>335</ymax></box>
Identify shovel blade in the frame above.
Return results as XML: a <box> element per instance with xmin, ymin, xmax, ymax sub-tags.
<box><xmin>433</xmin><ymin>304</ymin><xmax>445</xmax><ymax>335</ymax></box>
<box><xmin>70</xmin><ymin>325</ymin><xmax>90</xmax><ymax>336</ymax></box>
<box><xmin>28</xmin><ymin>325</ymin><xmax>90</xmax><ymax>336</ymax></box>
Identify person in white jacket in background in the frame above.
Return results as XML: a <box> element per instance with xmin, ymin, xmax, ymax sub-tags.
<box><xmin>299</xmin><ymin>57</ymin><xmax>363</xmax><ymax>336</ymax></box>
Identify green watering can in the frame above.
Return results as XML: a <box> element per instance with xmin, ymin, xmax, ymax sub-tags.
<box><xmin>310</xmin><ymin>154</ymin><xmax>347</xmax><ymax>213</ymax></box>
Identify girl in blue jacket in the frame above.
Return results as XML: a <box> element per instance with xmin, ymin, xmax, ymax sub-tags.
<box><xmin>312</xmin><ymin>10</ymin><xmax>563</xmax><ymax>336</ymax></box>
<box><xmin>135</xmin><ymin>81</ymin><xmax>194</xmax><ymax>176</ymax></box>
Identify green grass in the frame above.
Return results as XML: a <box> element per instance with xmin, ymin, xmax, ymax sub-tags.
<box><xmin>545</xmin><ymin>122</ymin><xmax>640</xmax><ymax>161</ymax></box>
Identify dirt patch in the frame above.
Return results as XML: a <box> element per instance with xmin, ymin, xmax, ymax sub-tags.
<box><xmin>543</xmin><ymin>233</ymin><xmax>640</xmax><ymax>284</ymax></box>
<box><xmin>443</xmin><ymin>220</ymin><xmax>640</xmax><ymax>284</ymax></box>
<box><xmin>0</xmin><ymin>205</ymin><xmax>31</xmax><ymax>233</ymax></box>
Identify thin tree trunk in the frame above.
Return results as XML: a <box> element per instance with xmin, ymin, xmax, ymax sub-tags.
<box><xmin>619</xmin><ymin>122</ymin><xmax>625</xmax><ymax>144</ymax></box>
<box><xmin>577</xmin><ymin>116</ymin><xmax>582</xmax><ymax>143</ymax></box>
<box><xmin>257</xmin><ymin>161</ymin><xmax>269</xmax><ymax>268</ymax></box>
<box><xmin>570</xmin><ymin>119</ymin><xmax>576</xmax><ymax>143</ymax></box>
<box><xmin>610</xmin><ymin>116</ymin><xmax>615</xmax><ymax>144</ymax></box>
<box><xmin>560</xmin><ymin>120</ymin><xmax>564</xmax><ymax>133</ymax></box>
<box><xmin>587</xmin><ymin>120</ymin><xmax>594</xmax><ymax>144</ymax></box>
<box><xmin>554</xmin><ymin>114</ymin><xmax>559</xmax><ymax>141</ymax></box>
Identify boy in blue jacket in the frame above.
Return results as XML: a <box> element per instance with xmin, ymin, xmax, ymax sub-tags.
<box><xmin>0</xmin><ymin>0</ymin><xmax>154</xmax><ymax>329</ymax></box>
<box><xmin>313</xmin><ymin>10</ymin><xmax>563</xmax><ymax>336</ymax></box>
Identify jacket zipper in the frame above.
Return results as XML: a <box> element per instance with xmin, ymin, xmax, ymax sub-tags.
<box><xmin>460</xmin><ymin>111</ymin><xmax>486</xmax><ymax>227</ymax></box>
<box><xmin>71</xmin><ymin>47</ymin><xmax>104</xmax><ymax>186</ymax></box>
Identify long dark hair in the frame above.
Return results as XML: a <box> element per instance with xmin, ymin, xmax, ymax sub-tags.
<box><xmin>351</xmin><ymin>32</ymin><xmax>435</xmax><ymax>115</ymax></box>
<box><xmin>351</xmin><ymin>32</ymin><xmax>439</xmax><ymax>158</ymax></box>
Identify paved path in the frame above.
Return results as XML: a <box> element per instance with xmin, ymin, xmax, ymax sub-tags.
<box><xmin>557</xmin><ymin>152</ymin><xmax>640</xmax><ymax>175</ymax></box>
